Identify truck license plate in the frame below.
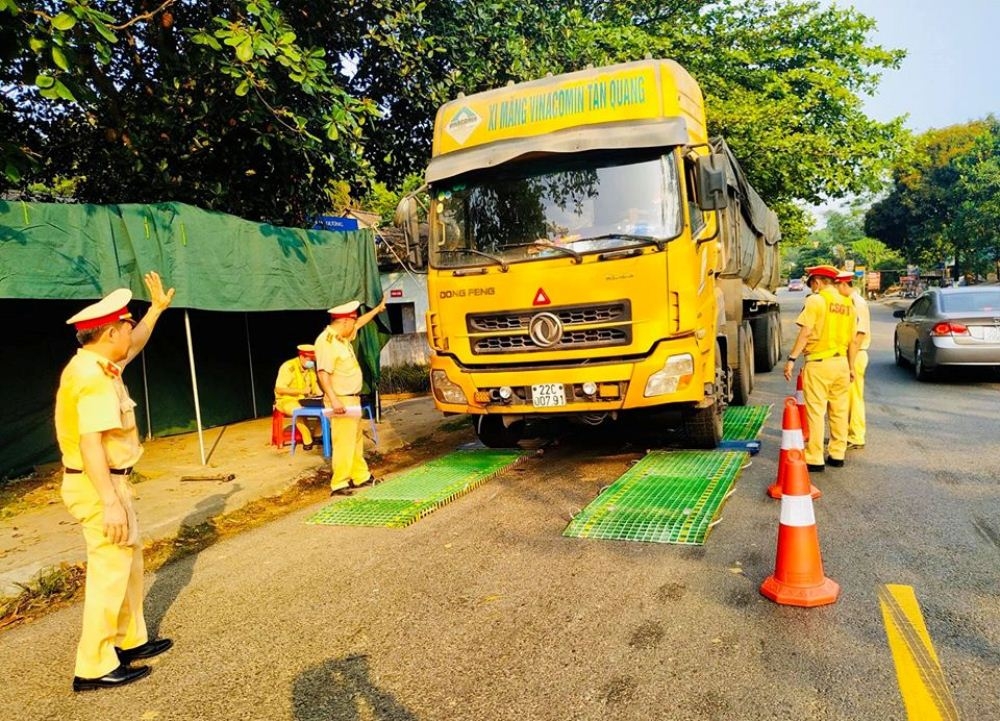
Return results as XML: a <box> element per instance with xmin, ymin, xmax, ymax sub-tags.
<box><xmin>531</xmin><ymin>383</ymin><xmax>566</xmax><ymax>408</ymax></box>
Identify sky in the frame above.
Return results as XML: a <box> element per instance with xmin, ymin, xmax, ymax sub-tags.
<box><xmin>813</xmin><ymin>0</ymin><xmax>999</xmax><ymax>220</ymax></box>
<box><xmin>840</xmin><ymin>0</ymin><xmax>1000</xmax><ymax>132</ymax></box>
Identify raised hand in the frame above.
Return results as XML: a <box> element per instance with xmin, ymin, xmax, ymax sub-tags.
<box><xmin>143</xmin><ymin>271</ymin><xmax>175</xmax><ymax>312</ymax></box>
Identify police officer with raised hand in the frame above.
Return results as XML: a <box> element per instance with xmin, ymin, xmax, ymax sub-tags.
<box><xmin>782</xmin><ymin>265</ymin><xmax>858</xmax><ymax>472</ymax></box>
<box><xmin>56</xmin><ymin>271</ymin><xmax>175</xmax><ymax>691</ymax></box>
<box><xmin>315</xmin><ymin>297</ymin><xmax>386</xmax><ymax>494</ymax></box>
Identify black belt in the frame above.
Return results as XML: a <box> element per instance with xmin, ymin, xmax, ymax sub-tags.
<box><xmin>806</xmin><ymin>353</ymin><xmax>844</xmax><ymax>362</ymax></box>
<box><xmin>65</xmin><ymin>467</ymin><xmax>133</xmax><ymax>475</ymax></box>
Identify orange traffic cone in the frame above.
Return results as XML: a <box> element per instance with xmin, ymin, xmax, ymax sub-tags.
<box><xmin>795</xmin><ymin>371</ymin><xmax>809</xmax><ymax>442</ymax></box>
<box><xmin>768</xmin><ymin>397</ymin><xmax>821</xmax><ymax>499</ymax></box>
<box><xmin>760</xmin><ymin>449</ymin><xmax>840</xmax><ymax>607</ymax></box>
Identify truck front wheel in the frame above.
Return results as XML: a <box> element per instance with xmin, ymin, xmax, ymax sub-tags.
<box><xmin>683</xmin><ymin>341</ymin><xmax>724</xmax><ymax>448</ymax></box>
<box><xmin>475</xmin><ymin>415</ymin><xmax>524</xmax><ymax>448</ymax></box>
<box><xmin>683</xmin><ymin>400</ymin><xmax>723</xmax><ymax>449</ymax></box>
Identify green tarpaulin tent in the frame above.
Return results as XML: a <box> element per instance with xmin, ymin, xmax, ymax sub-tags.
<box><xmin>0</xmin><ymin>201</ymin><xmax>389</xmax><ymax>479</ymax></box>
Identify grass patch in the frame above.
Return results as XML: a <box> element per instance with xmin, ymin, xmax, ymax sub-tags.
<box><xmin>0</xmin><ymin>563</ymin><xmax>86</xmax><ymax>631</ymax></box>
<box><xmin>378</xmin><ymin>363</ymin><xmax>429</xmax><ymax>395</ymax></box>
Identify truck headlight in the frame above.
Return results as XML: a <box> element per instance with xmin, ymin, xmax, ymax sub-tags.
<box><xmin>431</xmin><ymin>370</ymin><xmax>467</xmax><ymax>405</ymax></box>
<box><xmin>644</xmin><ymin>354</ymin><xmax>694</xmax><ymax>397</ymax></box>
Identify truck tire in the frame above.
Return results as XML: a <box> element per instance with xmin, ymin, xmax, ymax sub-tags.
<box><xmin>731</xmin><ymin>321</ymin><xmax>754</xmax><ymax>406</ymax></box>
<box><xmin>753</xmin><ymin>311</ymin><xmax>781</xmax><ymax>372</ymax></box>
<box><xmin>683</xmin><ymin>341</ymin><xmax>724</xmax><ymax>448</ymax></box>
<box><xmin>475</xmin><ymin>415</ymin><xmax>524</xmax><ymax>448</ymax></box>
<box><xmin>683</xmin><ymin>400</ymin><xmax>723</xmax><ymax>448</ymax></box>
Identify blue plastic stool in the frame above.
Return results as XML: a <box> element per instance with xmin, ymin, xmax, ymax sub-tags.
<box><xmin>361</xmin><ymin>403</ymin><xmax>378</xmax><ymax>445</ymax></box>
<box><xmin>289</xmin><ymin>407</ymin><xmax>332</xmax><ymax>459</ymax></box>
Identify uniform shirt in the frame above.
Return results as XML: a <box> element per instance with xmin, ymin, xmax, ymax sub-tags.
<box><xmin>273</xmin><ymin>358</ymin><xmax>320</xmax><ymax>402</ymax></box>
<box><xmin>314</xmin><ymin>327</ymin><xmax>363</xmax><ymax>396</ymax></box>
<box><xmin>795</xmin><ymin>287</ymin><xmax>857</xmax><ymax>359</ymax></box>
<box><xmin>852</xmin><ymin>292</ymin><xmax>872</xmax><ymax>351</ymax></box>
<box><xmin>55</xmin><ymin>348</ymin><xmax>142</xmax><ymax>470</ymax></box>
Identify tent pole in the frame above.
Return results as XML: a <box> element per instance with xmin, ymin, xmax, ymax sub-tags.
<box><xmin>184</xmin><ymin>309</ymin><xmax>207</xmax><ymax>465</ymax></box>
<box><xmin>140</xmin><ymin>350</ymin><xmax>152</xmax><ymax>441</ymax></box>
<box><xmin>244</xmin><ymin>312</ymin><xmax>258</xmax><ymax>418</ymax></box>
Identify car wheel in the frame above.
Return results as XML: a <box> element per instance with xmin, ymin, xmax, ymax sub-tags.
<box><xmin>894</xmin><ymin>334</ymin><xmax>905</xmax><ymax>367</ymax></box>
<box><xmin>914</xmin><ymin>342</ymin><xmax>933</xmax><ymax>381</ymax></box>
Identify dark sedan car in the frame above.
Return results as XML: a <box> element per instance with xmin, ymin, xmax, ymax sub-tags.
<box><xmin>893</xmin><ymin>286</ymin><xmax>1000</xmax><ymax>380</ymax></box>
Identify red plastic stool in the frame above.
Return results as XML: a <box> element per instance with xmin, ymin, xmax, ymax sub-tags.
<box><xmin>270</xmin><ymin>408</ymin><xmax>285</xmax><ymax>447</ymax></box>
<box><xmin>271</xmin><ymin>408</ymin><xmax>304</xmax><ymax>448</ymax></box>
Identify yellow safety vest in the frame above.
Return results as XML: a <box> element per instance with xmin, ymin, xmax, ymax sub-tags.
<box><xmin>806</xmin><ymin>287</ymin><xmax>856</xmax><ymax>360</ymax></box>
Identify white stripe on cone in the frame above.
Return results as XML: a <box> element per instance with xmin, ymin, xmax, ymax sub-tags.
<box><xmin>779</xmin><ymin>494</ymin><xmax>816</xmax><ymax>527</ymax></box>
<box><xmin>780</xmin><ymin>428</ymin><xmax>804</xmax><ymax>450</ymax></box>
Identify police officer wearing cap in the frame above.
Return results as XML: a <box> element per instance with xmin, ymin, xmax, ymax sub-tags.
<box><xmin>314</xmin><ymin>297</ymin><xmax>387</xmax><ymax>493</ymax></box>
<box><xmin>55</xmin><ymin>271</ymin><xmax>175</xmax><ymax>691</ymax></box>
<box><xmin>783</xmin><ymin>265</ymin><xmax>858</xmax><ymax>472</ymax></box>
<box><xmin>274</xmin><ymin>344</ymin><xmax>322</xmax><ymax>448</ymax></box>
<box><xmin>835</xmin><ymin>270</ymin><xmax>871</xmax><ymax>450</ymax></box>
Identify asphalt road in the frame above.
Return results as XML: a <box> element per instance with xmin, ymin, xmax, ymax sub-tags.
<box><xmin>2</xmin><ymin>290</ymin><xmax>998</xmax><ymax>720</ymax></box>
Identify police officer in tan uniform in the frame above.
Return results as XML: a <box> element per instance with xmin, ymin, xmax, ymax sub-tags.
<box><xmin>836</xmin><ymin>270</ymin><xmax>871</xmax><ymax>449</ymax></box>
<box><xmin>315</xmin><ymin>298</ymin><xmax>386</xmax><ymax>493</ymax></box>
<box><xmin>56</xmin><ymin>272</ymin><xmax>174</xmax><ymax>691</ymax></box>
<box><xmin>783</xmin><ymin>265</ymin><xmax>858</xmax><ymax>472</ymax></box>
<box><xmin>274</xmin><ymin>344</ymin><xmax>322</xmax><ymax>448</ymax></box>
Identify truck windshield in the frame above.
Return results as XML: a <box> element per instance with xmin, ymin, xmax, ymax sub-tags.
<box><xmin>429</xmin><ymin>153</ymin><xmax>682</xmax><ymax>269</ymax></box>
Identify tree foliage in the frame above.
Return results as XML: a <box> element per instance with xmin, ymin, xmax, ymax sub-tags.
<box><xmin>865</xmin><ymin>118</ymin><xmax>1000</xmax><ymax>277</ymax></box>
<box><xmin>1</xmin><ymin>0</ymin><xmax>376</xmax><ymax>224</ymax></box>
<box><xmin>2</xmin><ymin>0</ymin><xmax>907</xmax><ymax>236</ymax></box>
<box><xmin>786</xmin><ymin>208</ymin><xmax>903</xmax><ymax>278</ymax></box>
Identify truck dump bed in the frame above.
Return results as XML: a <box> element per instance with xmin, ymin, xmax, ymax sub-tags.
<box><xmin>713</xmin><ymin>137</ymin><xmax>781</xmax><ymax>294</ymax></box>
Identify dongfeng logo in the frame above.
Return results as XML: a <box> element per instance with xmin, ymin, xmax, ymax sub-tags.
<box><xmin>529</xmin><ymin>312</ymin><xmax>563</xmax><ymax>348</ymax></box>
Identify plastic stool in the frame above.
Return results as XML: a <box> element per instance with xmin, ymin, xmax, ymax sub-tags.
<box><xmin>361</xmin><ymin>403</ymin><xmax>379</xmax><ymax>445</ymax></box>
<box><xmin>290</xmin><ymin>407</ymin><xmax>332</xmax><ymax>459</ymax></box>
<box><xmin>271</xmin><ymin>407</ymin><xmax>285</xmax><ymax>447</ymax></box>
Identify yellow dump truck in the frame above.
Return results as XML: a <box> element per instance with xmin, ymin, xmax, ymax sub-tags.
<box><xmin>397</xmin><ymin>59</ymin><xmax>781</xmax><ymax>447</ymax></box>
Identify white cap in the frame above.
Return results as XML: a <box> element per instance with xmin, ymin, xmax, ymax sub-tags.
<box><xmin>327</xmin><ymin>300</ymin><xmax>361</xmax><ymax>317</ymax></box>
<box><xmin>66</xmin><ymin>288</ymin><xmax>134</xmax><ymax>330</ymax></box>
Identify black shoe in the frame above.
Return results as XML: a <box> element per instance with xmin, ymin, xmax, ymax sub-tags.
<box><xmin>349</xmin><ymin>475</ymin><xmax>376</xmax><ymax>488</ymax></box>
<box><xmin>806</xmin><ymin>463</ymin><xmax>825</xmax><ymax>473</ymax></box>
<box><xmin>73</xmin><ymin>664</ymin><xmax>150</xmax><ymax>692</ymax></box>
<box><xmin>847</xmin><ymin>442</ymin><xmax>865</xmax><ymax>450</ymax></box>
<box><xmin>827</xmin><ymin>457</ymin><xmax>845</xmax><ymax>468</ymax></box>
<box><xmin>330</xmin><ymin>482</ymin><xmax>352</xmax><ymax>496</ymax></box>
<box><xmin>302</xmin><ymin>443</ymin><xmax>314</xmax><ymax>451</ymax></box>
<box><xmin>117</xmin><ymin>638</ymin><xmax>173</xmax><ymax>664</ymax></box>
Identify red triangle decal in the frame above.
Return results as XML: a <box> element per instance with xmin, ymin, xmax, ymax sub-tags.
<box><xmin>533</xmin><ymin>288</ymin><xmax>551</xmax><ymax>306</ymax></box>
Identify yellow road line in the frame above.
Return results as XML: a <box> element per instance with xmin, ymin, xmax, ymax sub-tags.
<box><xmin>878</xmin><ymin>584</ymin><xmax>961</xmax><ymax>720</ymax></box>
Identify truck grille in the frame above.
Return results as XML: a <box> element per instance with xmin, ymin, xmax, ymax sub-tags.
<box><xmin>467</xmin><ymin>301</ymin><xmax>631</xmax><ymax>355</ymax></box>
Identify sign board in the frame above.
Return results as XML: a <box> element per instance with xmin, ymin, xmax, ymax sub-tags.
<box><xmin>313</xmin><ymin>215</ymin><xmax>359</xmax><ymax>232</ymax></box>
<box><xmin>866</xmin><ymin>271</ymin><xmax>881</xmax><ymax>290</ymax></box>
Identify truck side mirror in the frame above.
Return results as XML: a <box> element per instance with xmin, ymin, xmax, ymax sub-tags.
<box><xmin>697</xmin><ymin>153</ymin><xmax>729</xmax><ymax>211</ymax></box>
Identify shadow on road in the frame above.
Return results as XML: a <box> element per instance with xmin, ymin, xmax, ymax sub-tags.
<box><xmin>144</xmin><ymin>484</ymin><xmax>240</xmax><ymax>637</ymax></box>
<box><xmin>292</xmin><ymin>654</ymin><xmax>417</xmax><ymax>721</ymax></box>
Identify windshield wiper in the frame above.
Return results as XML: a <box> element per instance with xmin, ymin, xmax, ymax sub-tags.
<box><xmin>437</xmin><ymin>248</ymin><xmax>509</xmax><ymax>272</ymax></box>
<box><xmin>532</xmin><ymin>239</ymin><xmax>582</xmax><ymax>264</ymax></box>
<box><xmin>581</xmin><ymin>233</ymin><xmax>665</xmax><ymax>251</ymax></box>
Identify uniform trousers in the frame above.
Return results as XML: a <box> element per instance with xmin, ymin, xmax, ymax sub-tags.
<box><xmin>61</xmin><ymin>472</ymin><xmax>148</xmax><ymax>678</ymax></box>
<box><xmin>330</xmin><ymin>394</ymin><xmax>369</xmax><ymax>489</ymax></box>
<box><xmin>802</xmin><ymin>356</ymin><xmax>851</xmax><ymax>466</ymax></box>
<box><xmin>848</xmin><ymin>350</ymin><xmax>868</xmax><ymax>445</ymax></box>
<box><xmin>275</xmin><ymin>397</ymin><xmax>314</xmax><ymax>446</ymax></box>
